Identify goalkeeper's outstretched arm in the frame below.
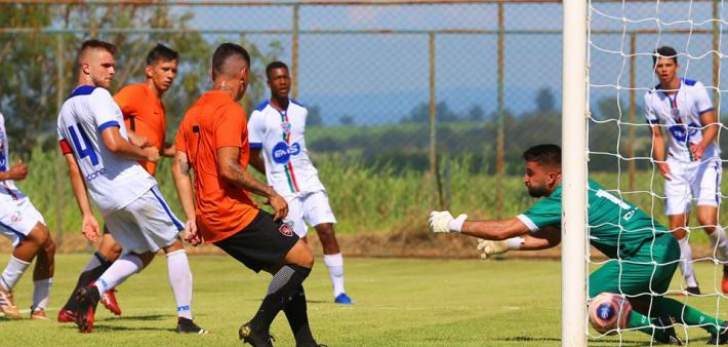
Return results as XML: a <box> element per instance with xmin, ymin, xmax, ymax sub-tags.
<box><xmin>428</xmin><ymin>211</ymin><xmax>530</xmax><ymax>240</ymax></box>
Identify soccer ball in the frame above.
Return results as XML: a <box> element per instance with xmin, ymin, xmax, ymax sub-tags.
<box><xmin>588</xmin><ymin>292</ymin><xmax>632</xmax><ymax>334</ymax></box>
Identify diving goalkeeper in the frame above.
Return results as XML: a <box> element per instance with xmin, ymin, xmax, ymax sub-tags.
<box><xmin>429</xmin><ymin>144</ymin><xmax>727</xmax><ymax>345</ymax></box>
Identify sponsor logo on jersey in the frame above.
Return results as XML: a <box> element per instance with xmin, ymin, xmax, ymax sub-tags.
<box><xmin>272</xmin><ymin>141</ymin><xmax>302</xmax><ymax>164</ymax></box>
<box><xmin>278</xmin><ymin>222</ymin><xmax>294</xmax><ymax>237</ymax></box>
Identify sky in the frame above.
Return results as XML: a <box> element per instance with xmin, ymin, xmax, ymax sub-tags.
<box><xmin>165</xmin><ymin>1</ymin><xmax>727</xmax><ymax>125</ymax></box>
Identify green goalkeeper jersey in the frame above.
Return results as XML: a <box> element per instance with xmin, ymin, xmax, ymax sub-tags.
<box><xmin>517</xmin><ymin>179</ymin><xmax>667</xmax><ymax>259</ymax></box>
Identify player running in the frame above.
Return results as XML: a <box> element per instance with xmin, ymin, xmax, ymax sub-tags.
<box><xmin>0</xmin><ymin>112</ymin><xmax>55</xmax><ymax>320</ymax></box>
<box><xmin>57</xmin><ymin>39</ymin><xmax>203</xmax><ymax>333</ymax></box>
<box><xmin>645</xmin><ymin>46</ymin><xmax>727</xmax><ymax>295</ymax></box>
<box><xmin>429</xmin><ymin>144</ymin><xmax>728</xmax><ymax>345</ymax></box>
<box><xmin>172</xmin><ymin>43</ymin><xmax>324</xmax><ymax>347</ymax></box>
<box><xmin>248</xmin><ymin>61</ymin><xmax>352</xmax><ymax>304</ymax></box>
<box><xmin>57</xmin><ymin>43</ymin><xmax>205</xmax><ymax>334</ymax></box>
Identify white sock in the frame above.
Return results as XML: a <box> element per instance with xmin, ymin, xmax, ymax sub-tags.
<box><xmin>32</xmin><ymin>278</ymin><xmax>52</xmax><ymax>310</ymax></box>
<box><xmin>323</xmin><ymin>253</ymin><xmax>346</xmax><ymax>297</ymax></box>
<box><xmin>0</xmin><ymin>256</ymin><xmax>30</xmax><ymax>291</ymax></box>
<box><xmin>166</xmin><ymin>250</ymin><xmax>193</xmax><ymax>320</ymax></box>
<box><xmin>678</xmin><ymin>237</ymin><xmax>699</xmax><ymax>288</ymax></box>
<box><xmin>94</xmin><ymin>254</ymin><xmax>143</xmax><ymax>295</ymax></box>
<box><xmin>708</xmin><ymin>226</ymin><xmax>728</xmax><ymax>262</ymax></box>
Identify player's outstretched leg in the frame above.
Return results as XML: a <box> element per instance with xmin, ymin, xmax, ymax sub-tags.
<box><xmin>652</xmin><ymin>296</ymin><xmax>728</xmax><ymax>343</ymax></box>
<box><xmin>73</xmin><ymin>252</ymin><xmax>153</xmax><ymax>333</ymax></box>
<box><xmin>315</xmin><ymin>223</ymin><xmax>352</xmax><ymax>305</ymax></box>
<box><xmin>163</xmin><ymin>240</ymin><xmax>207</xmax><ymax>334</ymax></box>
<box><xmin>0</xmin><ymin>223</ymin><xmax>51</xmax><ymax>320</ymax></box>
<box><xmin>59</xmin><ymin>233</ymin><xmax>122</xmax><ymax>322</ymax></box>
<box><xmin>30</xmin><ymin>233</ymin><xmax>55</xmax><ymax>320</ymax></box>
<box><xmin>240</xmin><ymin>240</ymin><xmax>317</xmax><ymax>347</ymax></box>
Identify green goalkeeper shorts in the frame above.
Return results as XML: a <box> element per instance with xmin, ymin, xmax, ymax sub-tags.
<box><xmin>589</xmin><ymin>233</ymin><xmax>680</xmax><ymax>298</ymax></box>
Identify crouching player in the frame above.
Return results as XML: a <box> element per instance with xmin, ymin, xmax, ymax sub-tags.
<box><xmin>0</xmin><ymin>112</ymin><xmax>55</xmax><ymax>320</ymax></box>
<box><xmin>429</xmin><ymin>144</ymin><xmax>728</xmax><ymax>344</ymax></box>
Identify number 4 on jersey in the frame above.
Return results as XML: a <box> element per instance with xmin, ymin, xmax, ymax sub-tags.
<box><xmin>67</xmin><ymin>124</ymin><xmax>99</xmax><ymax>166</ymax></box>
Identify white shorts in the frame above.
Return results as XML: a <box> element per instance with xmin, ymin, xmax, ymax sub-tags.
<box><xmin>285</xmin><ymin>190</ymin><xmax>337</xmax><ymax>237</ymax></box>
<box><xmin>0</xmin><ymin>197</ymin><xmax>46</xmax><ymax>247</ymax></box>
<box><xmin>664</xmin><ymin>156</ymin><xmax>722</xmax><ymax>215</ymax></box>
<box><xmin>105</xmin><ymin>186</ymin><xmax>183</xmax><ymax>254</ymax></box>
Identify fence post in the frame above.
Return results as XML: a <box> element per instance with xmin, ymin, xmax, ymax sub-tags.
<box><xmin>628</xmin><ymin>32</ymin><xmax>636</xmax><ymax>192</ymax></box>
<box><xmin>429</xmin><ymin>32</ymin><xmax>444</xmax><ymax>209</ymax></box>
<box><xmin>291</xmin><ymin>4</ymin><xmax>300</xmax><ymax>99</ymax></box>
<box><xmin>55</xmin><ymin>34</ymin><xmax>66</xmax><ymax>247</ymax></box>
<box><xmin>714</xmin><ymin>0</ymin><xmax>720</xmax><ymax>105</ymax></box>
<box><xmin>496</xmin><ymin>0</ymin><xmax>505</xmax><ymax>218</ymax></box>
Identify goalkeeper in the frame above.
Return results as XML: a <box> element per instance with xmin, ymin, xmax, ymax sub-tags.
<box><xmin>429</xmin><ymin>144</ymin><xmax>727</xmax><ymax>344</ymax></box>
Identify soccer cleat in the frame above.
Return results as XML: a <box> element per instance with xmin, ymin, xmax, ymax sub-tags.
<box><xmin>0</xmin><ymin>285</ymin><xmax>21</xmax><ymax>319</ymax></box>
<box><xmin>176</xmin><ymin>317</ymin><xmax>208</xmax><ymax>335</ymax></box>
<box><xmin>334</xmin><ymin>293</ymin><xmax>353</xmax><ymax>305</ymax></box>
<box><xmin>239</xmin><ymin>322</ymin><xmax>274</xmax><ymax>347</ymax></box>
<box><xmin>30</xmin><ymin>308</ymin><xmax>48</xmax><ymax>320</ymax></box>
<box><xmin>653</xmin><ymin>315</ymin><xmax>682</xmax><ymax>345</ymax></box>
<box><xmin>57</xmin><ymin>308</ymin><xmax>76</xmax><ymax>323</ymax></box>
<box><xmin>722</xmin><ymin>266</ymin><xmax>728</xmax><ymax>294</ymax></box>
<box><xmin>100</xmin><ymin>289</ymin><xmax>121</xmax><ymax>316</ymax></box>
<box><xmin>685</xmin><ymin>286</ymin><xmax>701</xmax><ymax>296</ymax></box>
<box><xmin>709</xmin><ymin>324</ymin><xmax>728</xmax><ymax>345</ymax></box>
<box><xmin>74</xmin><ymin>285</ymin><xmax>101</xmax><ymax>333</ymax></box>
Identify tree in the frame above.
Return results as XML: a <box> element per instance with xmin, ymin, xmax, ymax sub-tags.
<box><xmin>307</xmin><ymin>104</ymin><xmax>323</xmax><ymax>127</ymax></box>
<box><xmin>467</xmin><ymin>105</ymin><xmax>485</xmax><ymax>122</ymax></box>
<box><xmin>535</xmin><ymin>87</ymin><xmax>556</xmax><ymax>113</ymax></box>
<box><xmin>339</xmin><ymin>115</ymin><xmax>355</xmax><ymax>126</ymax></box>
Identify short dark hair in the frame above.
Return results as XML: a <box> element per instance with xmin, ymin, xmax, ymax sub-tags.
<box><xmin>78</xmin><ymin>39</ymin><xmax>116</xmax><ymax>64</ymax></box>
<box><xmin>523</xmin><ymin>144</ymin><xmax>561</xmax><ymax>167</ymax></box>
<box><xmin>146</xmin><ymin>43</ymin><xmax>178</xmax><ymax>66</ymax></box>
<box><xmin>266</xmin><ymin>61</ymin><xmax>289</xmax><ymax>79</ymax></box>
<box><xmin>211</xmin><ymin>43</ymin><xmax>250</xmax><ymax>78</ymax></box>
<box><xmin>653</xmin><ymin>46</ymin><xmax>678</xmax><ymax>66</ymax></box>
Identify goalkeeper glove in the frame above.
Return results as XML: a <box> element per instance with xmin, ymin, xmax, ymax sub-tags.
<box><xmin>477</xmin><ymin>237</ymin><xmax>524</xmax><ymax>259</ymax></box>
<box><xmin>428</xmin><ymin>211</ymin><xmax>467</xmax><ymax>233</ymax></box>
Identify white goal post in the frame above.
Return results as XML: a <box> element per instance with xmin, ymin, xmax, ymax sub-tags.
<box><xmin>562</xmin><ymin>0</ymin><xmax>589</xmax><ymax>346</ymax></box>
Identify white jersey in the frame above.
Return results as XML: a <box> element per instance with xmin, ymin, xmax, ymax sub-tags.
<box><xmin>0</xmin><ymin>112</ymin><xmax>27</xmax><ymax>202</ymax></box>
<box><xmin>644</xmin><ymin>78</ymin><xmax>718</xmax><ymax>162</ymax></box>
<box><xmin>248</xmin><ymin>99</ymin><xmax>325</xmax><ymax>197</ymax></box>
<box><xmin>57</xmin><ymin>85</ymin><xmax>157</xmax><ymax>215</ymax></box>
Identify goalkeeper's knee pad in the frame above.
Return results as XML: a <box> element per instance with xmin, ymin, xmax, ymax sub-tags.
<box><xmin>588</xmin><ymin>292</ymin><xmax>632</xmax><ymax>334</ymax></box>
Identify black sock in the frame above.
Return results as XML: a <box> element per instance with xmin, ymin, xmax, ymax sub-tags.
<box><xmin>63</xmin><ymin>252</ymin><xmax>112</xmax><ymax>311</ymax></box>
<box><xmin>284</xmin><ymin>285</ymin><xmax>316</xmax><ymax>345</ymax></box>
<box><xmin>250</xmin><ymin>265</ymin><xmax>311</xmax><ymax>333</ymax></box>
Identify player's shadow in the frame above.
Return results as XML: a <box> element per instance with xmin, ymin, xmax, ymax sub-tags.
<box><xmin>89</xmin><ymin>324</ymin><xmax>173</xmax><ymax>333</ymax></box>
<box><xmin>98</xmin><ymin>313</ymin><xmax>168</xmax><ymax>322</ymax></box>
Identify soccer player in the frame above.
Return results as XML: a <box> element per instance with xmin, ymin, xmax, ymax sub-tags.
<box><xmin>0</xmin><ymin>112</ymin><xmax>55</xmax><ymax>320</ymax></box>
<box><xmin>429</xmin><ymin>144</ymin><xmax>728</xmax><ymax>344</ymax></box>
<box><xmin>645</xmin><ymin>45</ymin><xmax>727</xmax><ymax>295</ymax></box>
<box><xmin>57</xmin><ymin>39</ymin><xmax>203</xmax><ymax>334</ymax></box>
<box><xmin>172</xmin><ymin>43</ymin><xmax>324</xmax><ymax>347</ymax></box>
<box><xmin>248</xmin><ymin>61</ymin><xmax>352</xmax><ymax>304</ymax></box>
<box><xmin>57</xmin><ymin>44</ymin><xmax>205</xmax><ymax>334</ymax></box>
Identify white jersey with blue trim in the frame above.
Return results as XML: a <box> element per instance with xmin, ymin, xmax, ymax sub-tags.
<box><xmin>248</xmin><ymin>99</ymin><xmax>325</xmax><ymax>197</ymax></box>
<box><xmin>57</xmin><ymin>85</ymin><xmax>157</xmax><ymax>215</ymax></box>
<box><xmin>644</xmin><ymin>78</ymin><xmax>718</xmax><ymax>162</ymax></box>
<box><xmin>0</xmin><ymin>112</ymin><xmax>27</xmax><ymax>202</ymax></box>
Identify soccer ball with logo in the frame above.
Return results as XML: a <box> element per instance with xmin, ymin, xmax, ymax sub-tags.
<box><xmin>588</xmin><ymin>292</ymin><xmax>632</xmax><ymax>334</ymax></box>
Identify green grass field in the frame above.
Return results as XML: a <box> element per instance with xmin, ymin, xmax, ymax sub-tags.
<box><xmin>4</xmin><ymin>254</ymin><xmax>728</xmax><ymax>346</ymax></box>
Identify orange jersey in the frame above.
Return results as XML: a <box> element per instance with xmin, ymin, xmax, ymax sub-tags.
<box><xmin>114</xmin><ymin>83</ymin><xmax>166</xmax><ymax>175</ymax></box>
<box><xmin>175</xmin><ymin>91</ymin><xmax>259</xmax><ymax>243</ymax></box>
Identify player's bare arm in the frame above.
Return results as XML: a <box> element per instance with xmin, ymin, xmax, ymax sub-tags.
<box><xmin>63</xmin><ymin>152</ymin><xmax>100</xmax><ymax>242</ymax></box>
<box><xmin>650</xmin><ymin>125</ymin><xmax>671</xmax><ymax>179</ymax></box>
<box><xmin>171</xmin><ymin>151</ymin><xmax>202</xmax><ymax>245</ymax></box>
<box><xmin>248</xmin><ymin>148</ymin><xmax>266</xmax><ymax>174</ymax></box>
<box><xmin>100</xmin><ymin>126</ymin><xmax>159</xmax><ymax>162</ymax></box>
<box><xmin>692</xmin><ymin>109</ymin><xmax>718</xmax><ymax>161</ymax></box>
<box><xmin>126</xmin><ymin>129</ymin><xmax>149</xmax><ymax>148</ymax></box>
<box><xmin>461</xmin><ymin>217</ymin><xmax>531</xmax><ymax>241</ymax></box>
<box><xmin>0</xmin><ymin>161</ymin><xmax>28</xmax><ymax>181</ymax></box>
<box><xmin>217</xmin><ymin>146</ymin><xmax>288</xmax><ymax>220</ymax></box>
<box><xmin>161</xmin><ymin>143</ymin><xmax>176</xmax><ymax>157</ymax></box>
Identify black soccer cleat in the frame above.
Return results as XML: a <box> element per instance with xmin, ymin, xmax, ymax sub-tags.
<box><xmin>74</xmin><ymin>285</ymin><xmax>101</xmax><ymax>333</ymax></box>
<box><xmin>176</xmin><ymin>317</ymin><xmax>208</xmax><ymax>335</ymax></box>
<box><xmin>239</xmin><ymin>321</ymin><xmax>274</xmax><ymax>347</ymax></box>
<box><xmin>653</xmin><ymin>315</ymin><xmax>682</xmax><ymax>345</ymax></box>
<box><xmin>685</xmin><ymin>286</ymin><xmax>701</xmax><ymax>296</ymax></box>
<box><xmin>708</xmin><ymin>324</ymin><xmax>728</xmax><ymax>345</ymax></box>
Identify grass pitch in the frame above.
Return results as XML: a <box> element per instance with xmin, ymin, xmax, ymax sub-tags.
<box><xmin>3</xmin><ymin>254</ymin><xmax>728</xmax><ymax>346</ymax></box>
